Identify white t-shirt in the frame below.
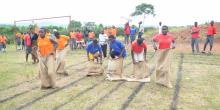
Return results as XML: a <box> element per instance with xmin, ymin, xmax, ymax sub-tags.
<box><xmin>99</xmin><ymin>33</ymin><xmax>108</xmax><ymax>45</ymax></box>
<box><xmin>158</xmin><ymin>25</ymin><xmax>162</xmax><ymax>34</ymax></box>
<box><xmin>139</xmin><ymin>24</ymin><xmax>144</xmax><ymax>33</ymax></box>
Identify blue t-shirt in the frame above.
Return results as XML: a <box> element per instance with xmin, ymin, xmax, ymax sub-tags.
<box><xmin>130</xmin><ymin>28</ymin><xmax>137</xmax><ymax>36</ymax></box>
<box><xmin>109</xmin><ymin>39</ymin><xmax>126</xmax><ymax>57</ymax></box>
<box><xmin>86</xmin><ymin>42</ymin><xmax>102</xmax><ymax>54</ymax></box>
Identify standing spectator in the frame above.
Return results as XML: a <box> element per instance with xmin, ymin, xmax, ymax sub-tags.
<box><xmin>31</xmin><ymin>31</ymin><xmax>39</xmax><ymax>64</ymax></box>
<box><xmin>24</xmin><ymin>32</ymin><xmax>32</xmax><ymax>62</ymax></box>
<box><xmin>202</xmin><ymin>21</ymin><xmax>217</xmax><ymax>54</ymax></box>
<box><xmin>0</xmin><ymin>34</ymin><xmax>3</xmax><ymax>52</ymax></box>
<box><xmin>110</xmin><ymin>26</ymin><xmax>117</xmax><ymax>37</ymax></box>
<box><xmin>15</xmin><ymin>32</ymin><xmax>22</xmax><ymax>50</ymax></box>
<box><xmin>130</xmin><ymin>25</ymin><xmax>137</xmax><ymax>43</ymax></box>
<box><xmin>76</xmin><ymin>30</ymin><xmax>83</xmax><ymax>49</ymax></box>
<box><xmin>99</xmin><ymin>30</ymin><xmax>108</xmax><ymax>58</ymax></box>
<box><xmin>83</xmin><ymin>29</ymin><xmax>89</xmax><ymax>45</ymax></box>
<box><xmin>1</xmin><ymin>34</ymin><xmax>7</xmax><ymax>52</ymax></box>
<box><xmin>158</xmin><ymin>21</ymin><xmax>162</xmax><ymax>34</ymax></box>
<box><xmin>88</xmin><ymin>31</ymin><xmax>95</xmax><ymax>43</ymax></box>
<box><xmin>124</xmin><ymin>22</ymin><xmax>131</xmax><ymax>45</ymax></box>
<box><xmin>138</xmin><ymin>21</ymin><xmax>144</xmax><ymax>38</ymax></box>
<box><xmin>191</xmin><ymin>22</ymin><xmax>200</xmax><ymax>54</ymax></box>
<box><xmin>69</xmin><ymin>31</ymin><xmax>77</xmax><ymax>50</ymax></box>
<box><xmin>21</xmin><ymin>33</ymin><xmax>26</xmax><ymax>50</ymax></box>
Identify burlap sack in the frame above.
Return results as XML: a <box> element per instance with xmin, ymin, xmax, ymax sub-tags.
<box><xmin>106</xmin><ymin>58</ymin><xmax>125</xmax><ymax>81</ymax></box>
<box><xmin>87</xmin><ymin>61</ymin><xmax>104</xmax><ymax>76</ymax></box>
<box><xmin>39</xmin><ymin>55</ymin><xmax>56</xmax><ymax>88</ymax></box>
<box><xmin>56</xmin><ymin>48</ymin><xmax>68</xmax><ymax>75</ymax></box>
<box><xmin>155</xmin><ymin>49</ymin><xmax>172</xmax><ymax>88</ymax></box>
<box><xmin>126</xmin><ymin>61</ymin><xmax>150</xmax><ymax>82</ymax></box>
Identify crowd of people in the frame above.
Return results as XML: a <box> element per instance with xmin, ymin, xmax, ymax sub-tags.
<box><xmin>0</xmin><ymin>20</ymin><xmax>217</xmax><ymax>89</ymax></box>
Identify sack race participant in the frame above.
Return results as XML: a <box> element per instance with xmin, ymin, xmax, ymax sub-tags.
<box><xmin>127</xmin><ymin>38</ymin><xmax>150</xmax><ymax>82</ymax></box>
<box><xmin>38</xmin><ymin>28</ymin><xmax>58</xmax><ymax>89</ymax></box>
<box><xmin>106</xmin><ymin>35</ymin><xmax>126</xmax><ymax>81</ymax></box>
<box><xmin>152</xmin><ymin>25</ymin><xmax>176</xmax><ymax>88</ymax></box>
<box><xmin>54</xmin><ymin>32</ymin><xmax>69</xmax><ymax>76</ymax></box>
<box><xmin>86</xmin><ymin>39</ymin><xmax>104</xmax><ymax>76</ymax></box>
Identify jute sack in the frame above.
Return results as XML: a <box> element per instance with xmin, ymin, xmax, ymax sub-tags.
<box><xmin>126</xmin><ymin>61</ymin><xmax>150</xmax><ymax>82</ymax></box>
<box><xmin>155</xmin><ymin>49</ymin><xmax>172</xmax><ymax>88</ymax></box>
<box><xmin>87</xmin><ymin>61</ymin><xmax>104</xmax><ymax>76</ymax></box>
<box><xmin>106</xmin><ymin>58</ymin><xmax>124</xmax><ymax>81</ymax></box>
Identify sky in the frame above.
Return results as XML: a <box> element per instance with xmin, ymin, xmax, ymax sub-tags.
<box><xmin>0</xmin><ymin>0</ymin><xmax>219</xmax><ymax>27</ymax></box>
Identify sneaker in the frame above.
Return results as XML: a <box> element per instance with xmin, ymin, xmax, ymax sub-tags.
<box><xmin>201</xmin><ymin>51</ymin><xmax>206</xmax><ymax>54</ymax></box>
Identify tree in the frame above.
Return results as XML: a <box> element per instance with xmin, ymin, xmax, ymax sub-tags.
<box><xmin>131</xmin><ymin>3</ymin><xmax>155</xmax><ymax>20</ymax></box>
<box><xmin>67</xmin><ymin>20</ymin><xmax>82</xmax><ymax>32</ymax></box>
<box><xmin>131</xmin><ymin>3</ymin><xmax>155</xmax><ymax>32</ymax></box>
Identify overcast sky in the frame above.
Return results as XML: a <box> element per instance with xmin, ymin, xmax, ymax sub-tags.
<box><xmin>0</xmin><ymin>0</ymin><xmax>219</xmax><ymax>27</ymax></box>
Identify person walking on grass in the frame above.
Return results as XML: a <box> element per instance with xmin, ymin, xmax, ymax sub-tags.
<box><xmin>153</xmin><ymin>25</ymin><xmax>176</xmax><ymax>88</ymax></box>
<box><xmin>38</xmin><ymin>28</ymin><xmax>58</xmax><ymax>89</ymax></box>
<box><xmin>54</xmin><ymin>32</ymin><xmax>69</xmax><ymax>76</ymax></box>
<box><xmin>191</xmin><ymin>22</ymin><xmax>200</xmax><ymax>54</ymax></box>
<box><xmin>202</xmin><ymin>20</ymin><xmax>216</xmax><ymax>54</ymax></box>
<box><xmin>99</xmin><ymin>30</ymin><xmax>108</xmax><ymax>58</ymax></box>
<box><xmin>130</xmin><ymin>25</ymin><xmax>137</xmax><ymax>43</ymax></box>
<box><xmin>24</xmin><ymin>32</ymin><xmax>32</xmax><ymax>62</ymax></box>
<box><xmin>86</xmin><ymin>39</ymin><xmax>103</xmax><ymax>63</ymax></box>
<box><xmin>124</xmin><ymin>22</ymin><xmax>130</xmax><ymax>45</ymax></box>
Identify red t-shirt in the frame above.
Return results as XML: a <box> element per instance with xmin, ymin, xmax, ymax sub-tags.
<box><xmin>191</xmin><ymin>26</ymin><xmax>200</xmax><ymax>38</ymax></box>
<box><xmin>124</xmin><ymin>25</ymin><xmax>130</xmax><ymax>35</ymax></box>
<box><xmin>76</xmin><ymin>32</ymin><xmax>83</xmax><ymax>41</ymax></box>
<box><xmin>131</xmin><ymin>40</ymin><xmax>147</xmax><ymax>53</ymax></box>
<box><xmin>25</xmin><ymin>34</ymin><xmax>31</xmax><ymax>46</ymax></box>
<box><xmin>207</xmin><ymin>26</ymin><xmax>216</xmax><ymax>36</ymax></box>
<box><xmin>153</xmin><ymin>34</ymin><xmax>175</xmax><ymax>49</ymax></box>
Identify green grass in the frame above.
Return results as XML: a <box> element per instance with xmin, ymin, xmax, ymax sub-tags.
<box><xmin>0</xmin><ymin>45</ymin><xmax>219</xmax><ymax>110</ymax></box>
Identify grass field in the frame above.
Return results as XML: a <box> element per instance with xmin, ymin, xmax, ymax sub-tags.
<box><xmin>0</xmin><ymin>44</ymin><xmax>220</xmax><ymax>110</ymax></box>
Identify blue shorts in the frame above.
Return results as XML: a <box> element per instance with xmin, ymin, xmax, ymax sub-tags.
<box><xmin>205</xmin><ymin>36</ymin><xmax>214</xmax><ymax>45</ymax></box>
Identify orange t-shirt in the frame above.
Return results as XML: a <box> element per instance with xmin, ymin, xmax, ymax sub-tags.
<box><xmin>2</xmin><ymin>36</ymin><xmax>7</xmax><ymax>44</ymax></box>
<box><xmin>21</xmin><ymin>34</ymin><xmax>25</xmax><ymax>40</ymax></box>
<box><xmin>88</xmin><ymin>32</ymin><xmax>95</xmax><ymax>39</ymax></box>
<box><xmin>37</xmin><ymin>36</ymin><xmax>54</xmax><ymax>56</ymax></box>
<box><xmin>70</xmin><ymin>32</ymin><xmax>76</xmax><ymax>39</ymax></box>
<box><xmin>56</xmin><ymin>35</ymin><xmax>69</xmax><ymax>50</ymax></box>
<box><xmin>16</xmin><ymin>33</ymin><xmax>21</xmax><ymax>38</ymax></box>
<box><xmin>111</xmin><ymin>28</ymin><xmax>117</xmax><ymax>36</ymax></box>
<box><xmin>0</xmin><ymin>36</ymin><xmax>3</xmax><ymax>44</ymax></box>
